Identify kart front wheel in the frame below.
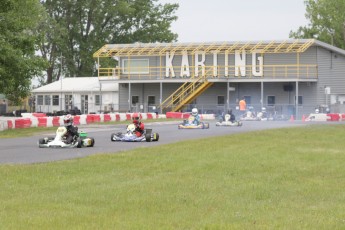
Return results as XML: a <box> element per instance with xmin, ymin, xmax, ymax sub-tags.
<box><xmin>38</xmin><ymin>138</ymin><xmax>46</xmax><ymax>144</ymax></box>
<box><xmin>152</xmin><ymin>133</ymin><xmax>159</xmax><ymax>141</ymax></box>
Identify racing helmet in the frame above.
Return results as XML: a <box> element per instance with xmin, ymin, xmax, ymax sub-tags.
<box><xmin>191</xmin><ymin>108</ymin><xmax>198</xmax><ymax>116</ymax></box>
<box><xmin>63</xmin><ymin>114</ymin><xmax>73</xmax><ymax>126</ymax></box>
<box><xmin>262</xmin><ymin>107</ymin><xmax>266</xmax><ymax>112</ymax></box>
<box><xmin>132</xmin><ymin>113</ymin><xmax>140</xmax><ymax>124</ymax></box>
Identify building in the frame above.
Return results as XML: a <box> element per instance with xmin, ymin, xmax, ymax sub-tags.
<box><xmin>93</xmin><ymin>39</ymin><xmax>345</xmax><ymax>119</ymax></box>
<box><xmin>32</xmin><ymin>77</ymin><xmax>119</xmax><ymax>114</ymax></box>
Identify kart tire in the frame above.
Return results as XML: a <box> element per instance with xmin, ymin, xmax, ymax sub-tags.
<box><xmin>203</xmin><ymin>123</ymin><xmax>209</xmax><ymax>129</ymax></box>
<box><xmin>145</xmin><ymin>134</ymin><xmax>152</xmax><ymax>142</ymax></box>
<box><xmin>77</xmin><ymin>138</ymin><xmax>82</xmax><ymax>148</ymax></box>
<box><xmin>89</xmin><ymin>138</ymin><xmax>95</xmax><ymax>147</ymax></box>
<box><xmin>38</xmin><ymin>138</ymin><xmax>46</xmax><ymax>144</ymax></box>
<box><xmin>110</xmin><ymin>133</ymin><xmax>116</xmax><ymax>142</ymax></box>
<box><xmin>152</xmin><ymin>133</ymin><xmax>159</xmax><ymax>141</ymax></box>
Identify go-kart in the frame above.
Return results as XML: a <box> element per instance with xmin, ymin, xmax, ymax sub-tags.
<box><xmin>38</xmin><ymin>126</ymin><xmax>95</xmax><ymax>148</ymax></box>
<box><xmin>178</xmin><ymin>116</ymin><xmax>210</xmax><ymax>129</ymax></box>
<box><xmin>111</xmin><ymin>124</ymin><xmax>159</xmax><ymax>142</ymax></box>
<box><xmin>240</xmin><ymin>110</ymin><xmax>261</xmax><ymax>121</ymax></box>
<box><xmin>216</xmin><ymin>114</ymin><xmax>243</xmax><ymax>126</ymax></box>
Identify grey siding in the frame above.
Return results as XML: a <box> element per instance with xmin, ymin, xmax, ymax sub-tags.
<box><xmin>316</xmin><ymin>46</ymin><xmax>345</xmax><ymax>106</ymax></box>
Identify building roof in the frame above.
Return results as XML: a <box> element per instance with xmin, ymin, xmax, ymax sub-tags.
<box><xmin>93</xmin><ymin>39</ymin><xmax>345</xmax><ymax>58</ymax></box>
<box><xmin>32</xmin><ymin>77</ymin><xmax>118</xmax><ymax>93</ymax></box>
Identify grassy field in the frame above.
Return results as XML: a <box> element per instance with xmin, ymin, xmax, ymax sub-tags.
<box><xmin>1</xmin><ymin>124</ymin><xmax>345</xmax><ymax>229</ymax></box>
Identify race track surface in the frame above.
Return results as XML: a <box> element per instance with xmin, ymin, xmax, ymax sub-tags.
<box><xmin>0</xmin><ymin>120</ymin><xmax>310</xmax><ymax>165</ymax></box>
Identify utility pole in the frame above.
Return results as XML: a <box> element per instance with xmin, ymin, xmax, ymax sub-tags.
<box><xmin>60</xmin><ymin>54</ymin><xmax>63</xmax><ymax>111</ymax></box>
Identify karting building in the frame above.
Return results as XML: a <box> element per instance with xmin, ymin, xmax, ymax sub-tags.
<box><xmin>93</xmin><ymin>39</ymin><xmax>345</xmax><ymax>119</ymax></box>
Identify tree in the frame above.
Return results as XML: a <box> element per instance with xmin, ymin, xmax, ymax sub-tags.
<box><xmin>289</xmin><ymin>0</ymin><xmax>345</xmax><ymax>49</ymax></box>
<box><xmin>40</xmin><ymin>0</ymin><xmax>179</xmax><ymax>83</ymax></box>
<box><xmin>0</xmin><ymin>0</ymin><xmax>48</xmax><ymax>104</ymax></box>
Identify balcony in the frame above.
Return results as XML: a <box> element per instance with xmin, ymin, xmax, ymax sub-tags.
<box><xmin>97</xmin><ymin>64</ymin><xmax>318</xmax><ymax>81</ymax></box>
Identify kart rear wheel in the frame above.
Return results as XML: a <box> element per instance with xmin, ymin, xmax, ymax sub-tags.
<box><xmin>145</xmin><ymin>134</ymin><xmax>152</xmax><ymax>142</ymax></box>
<box><xmin>89</xmin><ymin>137</ymin><xmax>95</xmax><ymax>147</ymax></box>
<box><xmin>77</xmin><ymin>138</ymin><xmax>82</xmax><ymax>148</ymax></box>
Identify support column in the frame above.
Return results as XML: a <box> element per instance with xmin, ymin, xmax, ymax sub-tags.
<box><xmin>128</xmin><ymin>83</ymin><xmax>131</xmax><ymax>112</ymax></box>
<box><xmin>227</xmin><ymin>82</ymin><xmax>230</xmax><ymax>111</ymax></box>
<box><xmin>261</xmin><ymin>82</ymin><xmax>264</xmax><ymax>109</ymax></box>
<box><xmin>295</xmin><ymin>81</ymin><xmax>299</xmax><ymax>119</ymax></box>
<box><xmin>160</xmin><ymin>82</ymin><xmax>163</xmax><ymax>114</ymax></box>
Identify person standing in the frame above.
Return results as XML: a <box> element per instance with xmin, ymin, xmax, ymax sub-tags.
<box><xmin>239</xmin><ymin>97</ymin><xmax>247</xmax><ymax>113</ymax></box>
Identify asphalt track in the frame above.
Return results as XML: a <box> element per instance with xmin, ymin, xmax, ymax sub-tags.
<box><xmin>0</xmin><ymin>120</ymin><xmax>311</xmax><ymax>165</ymax></box>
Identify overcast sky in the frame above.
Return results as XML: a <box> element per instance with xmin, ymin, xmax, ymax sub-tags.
<box><xmin>158</xmin><ymin>0</ymin><xmax>309</xmax><ymax>42</ymax></box>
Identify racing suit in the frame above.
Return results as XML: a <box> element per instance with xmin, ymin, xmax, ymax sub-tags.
<box><xmin>229</xmin><ymin>112</ymin><xmax>236</xmax><ymax>123</ymax></box>
<box><xmin>192</xmin><ymin>114</ymin><xmax>200</xmax><ymax>125</ymax></box>
<box><xmin>134</xmin><ymin>122</ymin><xmax>145</xmax><ymax>137</ymax></box>
<box><xmin>65</xmin><ymin>125</ymin><xmax>79</xmax><ymax>144</ymax></box>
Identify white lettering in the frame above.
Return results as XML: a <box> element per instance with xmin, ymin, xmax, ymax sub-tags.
<box><xmin>252</xmin><ymin>50</ymin><xmax>263</xmax><ymax>77</ymax></box>
<box><xmin>224</xmin><ymin>52</ymin><xmax>229</xmax><ymax>77</ymax></box>
<box><xmin>164</xmin><ymin>50</ymin><xmax>264</xmax><ymax>78</ymax></box>
<box><xmin>180</xmin><ymin>51</ymin><xmax>190</xmax><ymax>77</ymax></box>
<box><xmin>165</xmin><ymin>52</ymin><xmax>175</xmax><ymax>77</ymax></box>
<box><xmin>235</xmin><ymin>50</ymin><xmax>246</xmax><ymax>77</ymax></box>
<box><xmin>194</xmin><ymin>51</ymin><xmax>205</xmax><ymax>77</ymax></box>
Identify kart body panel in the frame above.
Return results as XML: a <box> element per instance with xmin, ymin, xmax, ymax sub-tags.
<box><xmin>38</xmin><ymin>126</ymin><xmax>94</xmax><ymax>148</ymax></box>
<box><xmin>178</xmin><ymin>116</ymin><xmax>209</xmax><ymax>129</ymax></box>
<box><xmin>216</xmin><ymin>114</ymin><xmax>243</xmax><ymax>126</ymax></box>
<box><xmin>111</xmin><ymin>124</ymin><xmax>159</xmax><ymax>142</ymax></box>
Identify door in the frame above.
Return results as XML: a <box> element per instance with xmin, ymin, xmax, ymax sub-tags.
<box><xmin>81</xmin><ymin>95</ymin><xmax>88</xmax><ymax>114</ymax></box>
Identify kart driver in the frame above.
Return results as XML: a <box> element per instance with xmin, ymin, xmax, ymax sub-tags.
<box><xmin>63</xmin><ymin>114</ymin><xmax>79</xmax><ymax>144</ymax></box>
<box><xmin>191</xmin><ymin>108</ymin><xmax>200</xmax><ymax>125</ymax></box>
<box><xmin>228</xmin><ymin>109</ymin><xmax>236</xmax><ymax>123</ymax></box>
<box><xmin>132</xmin><ymin>113</ymin><xmax>145</xmax><ymax>137</ymax></box>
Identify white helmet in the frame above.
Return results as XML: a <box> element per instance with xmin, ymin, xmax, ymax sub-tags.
<box><xmin>63</xmin><ymin>114</ymin><xmax>73</xmax><ymax>126</ymax></box>
<box><xmin>262</xmin><ymin>107</ymin><xmax>266</xmax><ymax>112</ymax></box>
<box><xmin>191</xmin><ymin>108</ymin><xmax>198</xmax><ymax>116</ymax></box>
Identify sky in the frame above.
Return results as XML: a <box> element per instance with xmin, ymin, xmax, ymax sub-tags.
<box><xmin>158</xmin><ymin>0</ymin><xmax>309</xmax><ymax>42</ymax></box>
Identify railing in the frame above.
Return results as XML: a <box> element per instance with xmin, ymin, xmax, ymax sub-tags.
<box><xmin>159</xmin><ymin>75</ymin><xmax>208</xmax><ymax>112</ymax></box>
<box><xmin>98</xmin><ymin>64</ymin><xmax>318</xmax><ymax>80</ymax></box>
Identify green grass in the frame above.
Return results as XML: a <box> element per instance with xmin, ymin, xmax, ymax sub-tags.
<box><xmin>1</xmin><ymin>124</ymin><xmax>345</xmax><ymax>229</ymax></box>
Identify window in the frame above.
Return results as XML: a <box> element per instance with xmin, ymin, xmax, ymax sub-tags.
<box><xmin>244</xmin><ymin>96</ymin><xmax>251</xmax><ymax>105</ymax></box>
<box><xmin>217</xmin><ymin>96</ymin><xmax>225</xmax><ymax>105</ymax></box>
<box><xmin>95</xmin><ymin>95</ymin><xmax>101</xmax><ymax>106</ymax></box>
<box><xmin>37</xmin><ymin>95</ymin><xmax>43</xmax><ymax>105</ymax></box>
<box><xmin>132</xmin><ymin>96</ymin><xmax>139</xmax><ymax>105</ymax></box>
<box><xmin>52</xmin><ymin>95</ymin><xmax>59</xmax><ymax>106</ymax></box>
<box><xmin>44</xmin><ymin>95</ymin><xmax>51</xmax><ymax>105</ymax></box>
<box><xmin>122</xmin><ymin>59</ymin><xmax>149</xmax><ymax>74</ymax></box>
<box><xmin>148</xmin><ymin>96</ymin><xmax>155</xmax><ymax>105</ymax></box>
<box><xmin>267</xmin><ymin>96</ymin><xmax>275</xmax><ymax>106</ymax></box>
<box><xmin>295</xmin><ymin>96</ymin><xmax>303</xmax><ymax>105</ymax></box>
<box><xmin>65</xmin><ymin>95</ymin><xmax>72</xmax><ymax>111</ymax></box>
